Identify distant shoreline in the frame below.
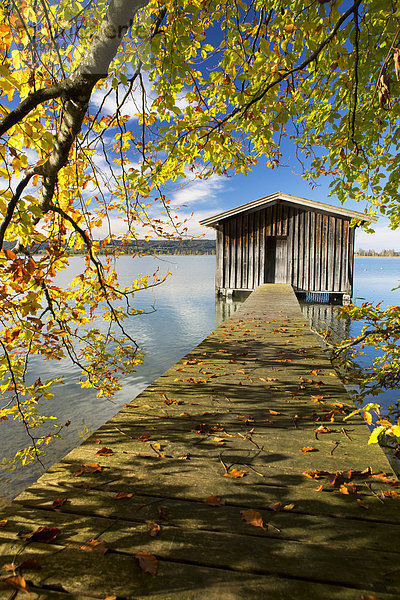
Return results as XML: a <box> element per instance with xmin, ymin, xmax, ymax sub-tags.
<box><xmin>355</xmin><ymin>255</ymin><xmax>400</xmax><ymax>258</ymax></box>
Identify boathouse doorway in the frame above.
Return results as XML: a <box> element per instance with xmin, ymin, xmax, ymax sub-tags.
<box><xmin>265</xmin><ymin>236</ymin><xmax>288</xmax><ymax>284</ymax></box>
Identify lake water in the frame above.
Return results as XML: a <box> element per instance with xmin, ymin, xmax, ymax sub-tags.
<box><xmin>1</xmin><ymin>255</ymin><xmax>399</xmax><ymax>499</ymax></box>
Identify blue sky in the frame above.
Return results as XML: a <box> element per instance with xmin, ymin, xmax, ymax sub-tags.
<box><xmin>180</xmin><ymin>161</ymin><xmax>400</xmax><ymax>252</ymax></box>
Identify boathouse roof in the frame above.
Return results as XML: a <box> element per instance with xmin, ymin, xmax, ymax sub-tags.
<box><xmin>199</xmin><ymin>191</ymin><xmax>378</xmax><ymax>227</ymax></box>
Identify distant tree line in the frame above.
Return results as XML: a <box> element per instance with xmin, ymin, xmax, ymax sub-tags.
<box><xmin>99</xmin><ymin>239</ymin><xmax>216</xmax><ymax>255</ymax></box>
<box><xmin>356</xmin><ymin>249</ymin><xmax>399</xmax><ymax>257</ymax></box>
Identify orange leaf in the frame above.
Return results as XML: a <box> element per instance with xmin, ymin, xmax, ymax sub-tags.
<box><xmin>22</xmin><ymin>526</ymin><xmax>60</xmax><ymax>543</ymax></box>
<box><xmin>80</xmin><ymin>538</ymin><xmax>109</xmax><ymax>554</ymax></box>
<box><xmin>4</xmin><ymin>248</ymin><xmax>17</xmax><ymax>261</ymax></box>
<box><xmin>314</xmin><ymin>426</ymin><xmax>332</xmax><ymax>434</ymax></box>
<box><xmin>51</xmin><ymin>497</ymin><xmax>67</xmax><ymax>509</ymax></box>
<box><xmin>148</xmin><ymin>522</ymin><xmax>161</xmax><ymax>537</ymax></box>
<box><xmin>224</xmin><ymin>468</ymin><xmax>247</xmax><ymax>479</ymax></box>
<box><xmin>269</xmin><ymin>410</ymin><xmax>281</xmax><ymax>415</ymax></box>
<box><xmin>339</xmin><ymin>483</ymin><xmax>357</xmax><ymax>495</ymax></box>
<box><xmin>240</xmin><ymin>509</ymin><xmax>265</xmax><ymax>529</ymax></box>
<box><xmin>357</xmin><ymin>498</ymin><xmax>369</xmax><ymax>509</ymax></box>
<box><xmin>268</xmin><ymin>501</ymin><xmax>282</xmax><ymax>512</ymax></box>
<box><xmin>135</xmin><ymin>552</ymin><xmax>158</xmax><ymax>576</ymax></box>
<box><xmin>204</xmin><ymin>495</ymin><xmax>226</xmax><ymax>506</ymax></box>
<box><xmin>1</xmin><ymin>575</ymin><xmax>28</xmax><ymax>594</ymax></box>
<box><xmin>138</xmin><ymin>435</ymin><xmax>150</xmax><ymax>442</ymax></box>
<box><xmin>157</xmin><ymin>506</ymin><xmax>169</xmax><ymax>520</ymax></box>
<box><xmin>299</xmin><ymin>446</ymin><xmax>318</xmax><ymax>452</ymax></box>
<box><xmin>96</xmin><ymin>447</ymin><xmax>114</xmax><ymax>456</ymax></box>
<box><xmin>17</xmin><ymin>559</ymin><xmax>41</xmax><ymax>571</ymax></box>
<box><xmin>115</xmin><ymin>491</ymin><xmax>133</xmax><ymax>500</ymax></box>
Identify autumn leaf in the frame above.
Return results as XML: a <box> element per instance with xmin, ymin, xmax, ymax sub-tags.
<box><xmin>2</xmin><ymin>563</ymin><xmax>17</xmax><ymax>572</ymax></box>
<box><xmin>115</xmin><ymin>491</ymin><xmax>133</xmax><ymax>500</ymax></box>
<box><xmin>148</xmin><ymin>522</ymin><xmax>161</xmax><ymax>537</ymax></box>
<box><xmin>80</xmin><ymin>538</ymin><xmax>109</xmax><ymax>554</ymax></box>
<box><xmin>204</xmin><ymin>495</ymin><xmax>226</xmax><ymax>506</ymax></box>
<box><xmin>269</xmin><ymin>410</ymin><xmax>280</xmax><ymax>415</ymax></box>
<box><xmin>157</xmin><ymin>506</ymin><xmax>169</xmax><ymax>520</ymax></box>
<box><xmin>299</xmin><ymin>446</ymin><xmax>318</xmax><ymax>452</ymax></box>
<box><xmin>22</xmin><ymin>526</ymin><xmax>60</xmax><ymax>543</ymax></box>
<box><xmin>138</xmin><ymin>435</ymin><xmax>150</xmax><ymax>442</ymax></box>
<box><xmin>51</xmin><ymin>497</ymin><xmax>67</xmax><ymax>509</ymax></box>
<box><xmin>268</xmin><ymin>501</ymin><xmax>282</xmax><ymax>512</ymax></box>
<box><xmin>224</xmin><ymin>468</ymin><xmax>247</xmax><ymax>479</ymax></box>
<box><xmin>135</xmin><ymin>552</ymin><xmax>158</xmax><ymax>576</ymax></box>
<box><xmin>3</xmin><ymin>248</ymin><xmax>17</xmax><ymax>261</ymax></box>
<box><xmin>339</xmin><ymin>483</ymin><xmax>357</xmax><ymax>495</ymax></box>
<box><xmin>240</xmin><ymin>509</ymin><xmax>265</xmax><ymax>529</ymax></box>
<box><xmin>73</xmin><ymin>464</ymin><xmax>102</xmax><ymax>476</ymax></box>
<box><xmin>1</xmin><ymin>575</ymin><xmax>28</xmax><ymax>594</ymax></box>
<box><xmin>17</xmin><ymin>560</ymin><xmax>41</xmax><ymax>571</ymax></box>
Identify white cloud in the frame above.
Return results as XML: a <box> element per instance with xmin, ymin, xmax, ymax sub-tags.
<box><xmin>170</xmin><ymin>174</ymin><xmax>228</xmax><ymax>208</ymax></box>
<box><xmin>356</xmin><ymin>224</ymin><xmax>400</xmax><ymax>252</ymax></box>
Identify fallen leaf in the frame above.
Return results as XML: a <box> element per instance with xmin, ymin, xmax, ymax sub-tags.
<box><xmin>148</xmin><ymin>522</ymin><xmax>161</xmax><ymax>537</ymax></box>
<box><xmin>357</xmin><ymin>498</ymin><xmax>369</xmax><ymax>509</ymax></box>
<box><xmin>314</xmin><ymin>426</ymin><xmax>331</xmax><ymax>434</ymax></box>
<box><xmin>339</xmin><ymin>483</ymin><xmax>357</xmax><ymax>495</ymax></box>
<box><xmin>138</xmin><ymin>434</ymin><xmax>150</xmax><ymax>442</ymax></box>
<box><xmin>135</xmin><ymin>552</ymin><xmax>158</xmax><ymax>576</ymax></box>
<box><xmin>382</xmin><ymin>490</ymin><xmax>400</xmax><ymax>498</ymax></box>
<box><xmin>299</xmin><ymin>446</ymin><xmax>318</xmax><ymax>452</ymax></box>
<box><xmin>73</xmin><ymin>464</ymin><xmax>102</xmax><ymax>476</ymax></box>
<box><xmin>2</xmin><ymin>564</ymin><xmax>16</xmax><ymax>572</ymax></box>
<box><xmin>283</xmin><ymin>503</ymin><xmax>295</xmax><ymax>511</ymax></box>
<box><xmin>269</xmin><ymin>410</ymin><xmax>281</xmax><ymax>415</ymax></box>
<box><xmin>1</xmin><ymin>575</ymin><xmax>28</xmax><ymax>594</ymax></box>
<box><xmin>0</xmin><ymin>519</ymin><xmax>7</xmax><ymax>527</ymax></box>
<box><xmin>157</xmin><ymin>506</ymin><xmax>169</xmax><ymax>521</ymax></box>
<box><xmin>115</xmin><ymin>491</ymin><xmax>133</xmax><ymax>500</ymax></box>
<box><xmin>224</xmin><ymin>468</ymin><xmax>247</xmax><ymax>479</ymax></box>
<box><xmin>314</xmin><ymin>484</ymin><xmax>325</xmax><ymax>492</ymax></box>
<box><xmin>22</xmin><ymin>526</ymin><xmax>60</xmax><ymax>543</ymax></box>
<box><xmin>52</xmin><ymin>497</ymin><xmax>67</xmax><ymax>509</ymax></box>
<box><xmin>96</xmin><ymin>447</ymin><xmax>114</xmax><ymax>456</ymax></box>
<box><xmin>240</xmin><ymin>509</ymin><xmax>265</xmax><ymax>529</ymax></box>
<box><xmin>268</xmin><ymin>501</ymin><xmax>282</xmax><ymax>512</ymax></box>
<box><xmin>204</xmin><ymin>495</ymin><xmax>226</xmax><ymax>506</ymax></box>
<box><xmin>80</xmin><ymin>538</ymin><xmax>109</xmax><ymax>554</ymax></box>
<box><xmin>17</xmin><ymin>560</ymin><xmax>41</xmax><ymax>571</ymax></box>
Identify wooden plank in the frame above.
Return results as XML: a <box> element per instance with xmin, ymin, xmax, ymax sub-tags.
<box><xmin>292</xmin><ymin>209</ymin><xmax>299</xmax><ymax>288</ymax></box>
<box><xmin>242</xmin><ymin>214</ymin><xmax>248</xmax><ymax>288</ymax></box>
<box><xmin>298</xmin><ymin>210</ymin><xmax>305</xmax><ymax>290</ymax></box>
<box><xmin>259</xmin><ymin>209</ymin><xmax>265</xmax><ymax>285</ymax></box>
<box><xmin>237</xmin><ymin>216</ymin><xmax>242</xmax><ymax>289</ymax></box>
<box><xmin>315</xmin><ymin>212</ymin><xmax>322</xmax><ymax>292</ymax></box>
<box><xmin>327</xmin><ymin>216</ymin><xmax>336</xmax><ymax>291</ymax></box>
<box><xmin>215</xmin><ymin>228</ymin><xmax>223</xmax><ymax>292</ymax></box>
<box><xmin>248</xmin><ymin>212</ymin><xmax>254</xmax><ymax>289</ymax></box>
<box><xmin>223</xmin><ymin>220</ymin><xmax>230</xmax><ymax>289</ymax></box>
<box><xmin>348</xmin><ymin>223</ymin><xmax>355</xmax><ymax>294</ymax></box>
<box><xmin>342</xmin><ymin>220</ymin><xmax>349</xmax><ymax>292</ymax></box>
<box><xmin>334</xmin><ymin>217</ymin><xmax>343</xmax><ymax>291</ymax></box>
<box><xmin>303</xmin><ymin>211</ymin><xmax>310</xmax><ymax>291</ymax></box>
<box><xmin>321</xmin><ymin>214</ymin><xmax>329</xmax><ymax>291</ymax></box>
<box><xmin>309</xmin><ymin>211</ymin><xmax>315</xmax><ymax>292</ymax></box>
<box><xmin>253</xmin><ymin>210</ymin><xmax>260</xmax><ymax>287</ymax></box>
<box><xmin>230</xmin><ymin>217</ymin><xmax>236</xmax><ymax>289</ymax></box>
<box><xmin>286</xmin><ymin>206</ymin><xmax>294</xmax><ymax>286</ymax></box>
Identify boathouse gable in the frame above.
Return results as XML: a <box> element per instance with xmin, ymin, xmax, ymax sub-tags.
<box><xmin>200</xmin><ymin>192</ymin><xmax>377</xmax><ymax>301</ymax></box>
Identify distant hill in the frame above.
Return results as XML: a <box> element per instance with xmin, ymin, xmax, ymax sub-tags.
<box><xmin>104</xmin><ymin>239</ymin><xmax>216</xmax><ymax>255</ymax></box>
<box><xmin>4</xmin><ymin>238</ymin><xmax>216</xmax><ymax>256</ymax></box>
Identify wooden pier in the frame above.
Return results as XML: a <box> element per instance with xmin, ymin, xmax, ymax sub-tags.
<box><xmin>1</xmin><ymin>284</ymin><xmax>400</xmax><ymax>599</ymax></box>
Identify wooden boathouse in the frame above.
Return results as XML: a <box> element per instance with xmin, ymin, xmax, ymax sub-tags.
<box><xmin>200</xmin><ymin>192</ymin><xmax>377</xmax><ymax>303</ymax></box>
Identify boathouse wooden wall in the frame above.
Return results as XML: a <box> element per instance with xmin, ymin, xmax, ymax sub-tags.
<box><xmin>215</xmin><ymin>203</ymin><xmax>355</xmax><ymax>294</ymax></box>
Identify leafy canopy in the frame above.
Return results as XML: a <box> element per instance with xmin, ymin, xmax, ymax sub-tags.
<box><xmin>0</xmin><ymin>0</ymin><xmax>399</xmax><ymax>464</ymax></box>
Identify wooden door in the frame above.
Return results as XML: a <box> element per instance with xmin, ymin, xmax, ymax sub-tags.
<box><xmin>275</xmin><ymin>237</ymin><xmax>288</xmax><ymax>283</ymax></box>
<box><xmin>264</xmin><ymin>237</ymin><xmax>288</xmax><ymax>284</ymax></box>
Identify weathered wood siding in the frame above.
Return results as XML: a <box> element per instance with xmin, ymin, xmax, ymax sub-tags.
<box><xmin>216</xmin><ymin>202</ymin><xmax>355</xmax><ymax>294</ymax></box>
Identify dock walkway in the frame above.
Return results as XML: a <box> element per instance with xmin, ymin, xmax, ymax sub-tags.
<box><xmin>1</xmin><ymin>284</ymin><xmax>400</xmax><ymax>599</ymax></box>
